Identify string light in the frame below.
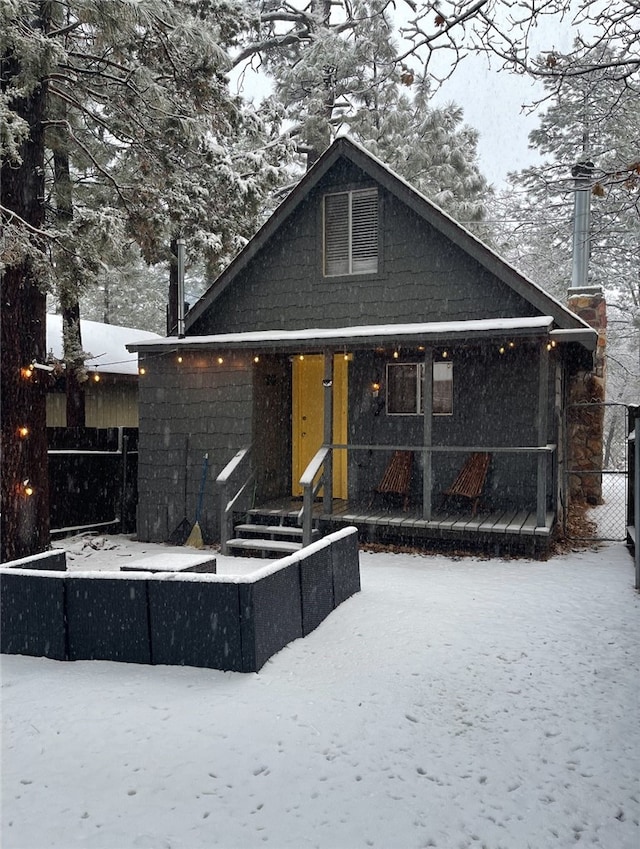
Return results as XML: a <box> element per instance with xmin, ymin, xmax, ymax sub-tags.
<box><xmin>139</xmin><ymin>366</ymin><xmax>146</xmax><ymax>375</ymax></box>
<box><xmin>441</xmin><ymin>350</ymin><xmax>448</xmax><ymax>359</ymax></box>
<box><xmin>18</xmin><ymin>426</ymin><xmax>29</xmax><ymax>439</ymax></box>
<box><xmin>299</xmin><ymin>354</ymin><xmax>304</xmax><ymax>361</ymax></box>
<box><xmin>499</xmin><ymin>345</ymin><xmax>506</xmax><ymax>354</ymax></box>
<box><xmin>509</xmin><ymin>341</ymin><xmax>515</xmax><ymax>349</ymax></box>
<box><xmin>177</xmin><ymin>355</ymin><xmax>183</xmax><ymax>364</ymax></box>
<box><xmin>217</xmin><ymin>356</ymin><xmax>224</xmax><ymax>365</ymax></box>
<box><xmin>393</xmin><ymin>350</ymin><xmax>399</xmax><ymax>359</ymax></box>
<box><xmin>21</xmin><ymin>365</ymin><xmax>34</xmax><ymax>379</ymax></box>
<box><xmin>22</xmin><ymin>479</ymin><xmax>34</xmax><ymax>497</ymax></box>
<box><xmin>92</xmin><ymin>372</ymin><xmax>100</xmax><ymax>383</ymax></box>
<box><xmin>253</xmin><ymin>356</ymin><xmax>260</xmax><ymax>363</ymax></box>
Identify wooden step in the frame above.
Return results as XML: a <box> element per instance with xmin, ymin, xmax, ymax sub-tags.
<box><xmin>226</xmin><ymin>538</ymin><xmax>303</xmax><ymax>557</ymax></box>
<box><xmin>234</xmin><ymin>524</ymin><xmax>317</xmax><ymax>540</ymax></box>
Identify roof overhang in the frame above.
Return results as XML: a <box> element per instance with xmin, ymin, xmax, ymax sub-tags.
<box><xmin>549</xmin><ymin>327</ymin><xmax>597</xmax><ymax>351</ymax></box>
<box><xmin>127</xmin><ymin>316</ymin><xmax>580</xmax><ymax>355</ymax></box>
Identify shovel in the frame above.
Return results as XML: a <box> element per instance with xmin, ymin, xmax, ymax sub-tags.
<box><xmin>185</xmin><ymin>453</ymin><xmax>209</xmax><ymax>549</ymax></box>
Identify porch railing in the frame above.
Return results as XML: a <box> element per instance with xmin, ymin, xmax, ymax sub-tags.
<box><xmin>220</xmin><ymin>442</ymin><xmax>556</xmax><ymax>553</ymax></box>
<box><xmin>216</xmin><ymin>446</ymin><xmax>254</xmax><ymax>555</ymax></box>
<box><xmin>295</xmin><ymin>442</ymin><xmax>556</xmax><ymax>545</ymax></box>
<box><xmin>298</xmin><ymin>445</ymin><xmax>332</xmax><ymax>546</ymax></box>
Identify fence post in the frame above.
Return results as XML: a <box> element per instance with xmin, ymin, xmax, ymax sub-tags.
<box><xmin>121</xmin><ymin>429</ymin><xmax>128</xmax><ymax>530</ymax></box>
<box><xmin>631</xmin><ymin>408</ymin><xmax>640</xmax><ymax>590</ymax></box>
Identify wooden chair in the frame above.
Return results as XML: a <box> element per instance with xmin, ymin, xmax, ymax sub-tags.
<box><xmin>370</xmin><ymin>450</ymin><xmax>413</xmax><ymax>512</ymax></box>
<box><xmin>442</xmin><ymin>452</ymin><xmax>491</xmax><ymax>517</ymax></box>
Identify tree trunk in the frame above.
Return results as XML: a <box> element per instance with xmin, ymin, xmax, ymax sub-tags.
<box><xmin>53</xmin><ymin>143</ymin><xmax>86</xmax><ymax>427</ymax></box>
<box><xmin>0</xmin><ymin>48</ymin><xmax>50</xmax><ymax>561</ymax></box>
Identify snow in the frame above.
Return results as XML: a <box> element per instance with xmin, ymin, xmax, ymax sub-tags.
<box><xmin>2</xmin><ymin>537</ymin><xmax>639</xmax><ymax>849</ymax></box>
<box><xmin>127</xmin><ymin>316</ymin><xmax>556</xmax><ymax>352</ymax></box>
<box><xmin>47</xmin><ymin>314</ymin><xmax>161</xmax><ymax>376</ymax></box>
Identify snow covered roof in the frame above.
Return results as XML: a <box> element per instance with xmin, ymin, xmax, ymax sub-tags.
<box><xmin>185</xmin><ymin>136</ymin><xmax>594</xmax><ymax>342</ymax></box>
<box><xmin>47</xmin><ymin>315</ymin><xmax>162</xmax><ymax>376</ymax></box>
<box><xmin>128</xmin><ymin>316</ymin><xmax>566</xmax><ymax>354</ymax></box>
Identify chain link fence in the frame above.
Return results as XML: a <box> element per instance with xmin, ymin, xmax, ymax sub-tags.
<box><xmin>565</xmin><ymin>403</ymin><xmax>629</xmax><ymax>541</ymax></box>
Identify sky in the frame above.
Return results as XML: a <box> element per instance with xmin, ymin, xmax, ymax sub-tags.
<box><xmin>230</xmin><ymin>5</ymin><xmax>578</xmax><ymax>189</ymax></box>
<box><xmin>2</xmin><ymin>536</ymin><xmax>639</xmax><ymax>849</ymax></box>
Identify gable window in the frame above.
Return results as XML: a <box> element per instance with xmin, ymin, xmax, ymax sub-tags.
<box><xmin>386</xmin><ymin>361</ymin><xmax>453</xmax><ymax>416</ymax></box>
<box><xmin>324</xmin><ymin>188</ymin><xmax>378</xmax><ymax>276</ymax></box>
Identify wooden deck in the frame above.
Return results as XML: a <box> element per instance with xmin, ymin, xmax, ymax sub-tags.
<box><xmin>246</xmin><ymin>498</ymin><xmax>556</xmax><ymax>551</ymax></box>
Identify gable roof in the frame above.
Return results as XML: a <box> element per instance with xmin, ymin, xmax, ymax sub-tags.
<box><xmin>185</xmin><ymin>136</ymin><xmax>593</xmax><ymax>338</ymax></box>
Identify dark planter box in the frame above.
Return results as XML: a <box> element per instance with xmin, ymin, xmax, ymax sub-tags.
<box><xmin>148</xmin><ymin>579</ymin><xmax>243</xmax><ymax>671</ymax></box>
<box><xmin>0</xmin><ymin>572</ymin><xmax>67</xmax><ymax>660</ymax></box>
<box><xmin>331</xmin><ymin>530</ymin><xmax>361</xmax><ymax>605</ymax></box>
<box><xmin>240</xmin><ymin>563</ymin><xmax>303</xmax><ymax>671</ymax></box>
<box><xmin>299</xmin><ymin>545</ymin><xmax>335</xmax><ymax>636</ymax></box>
<box><xmin>1</xmin><ymin>527</ymin><xmax>360</xmax><ymax>672</ymax></box>
<box><xmin>66</xmin><ymin>576</ymin><xmax>151</xmax><ymax>664</ymax></box>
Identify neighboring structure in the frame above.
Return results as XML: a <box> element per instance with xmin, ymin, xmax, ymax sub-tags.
<box><xmin>128</xmin><ymin>137</ymin><xmax>598</xmax><ymax>554</ymax></box>
<box><xmin>46</xmin><ymin>315</ymin><xmax>160</xmax><ymax>427</ymax></box>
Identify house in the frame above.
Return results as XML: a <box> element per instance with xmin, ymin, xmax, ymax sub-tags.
<box><xmin>46</xmin><ymin>315</ymin><xmax>161</xmax><ymax>427</ymax></box>
<box><xmin>127</xmin><ymin>137</ymin><xmax>599</xmax><ymax>555</ymax></box>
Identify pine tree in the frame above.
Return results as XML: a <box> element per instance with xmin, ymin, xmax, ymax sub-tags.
<box><xmin>1</xmin><ymin>0</ymin><xmax>288</xmax><ymax>559</ymax></box>
<box><xmin>237</xmin><ymin>0</ymin><xmax>489</xmax><ymax>223</ymax></box>
<box><xmin>490</xmin><ymin>44</ymin><xmax>639</xmax><ymax>404</ymax></box>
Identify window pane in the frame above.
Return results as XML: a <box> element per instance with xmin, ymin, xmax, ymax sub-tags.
<box><xmin>433</xmin><ymin>361</ymin><xmax>453</xmax><ymax>415</ymax></box>
<box><xmin>387</xmin><ymin>364</ymin><xmax>419</xmax><ymax>414</ymax></box>
<box><xmin>324</xmin><ymin>193</ymin><xmax>349</xmax><ymax>275</ymax></box>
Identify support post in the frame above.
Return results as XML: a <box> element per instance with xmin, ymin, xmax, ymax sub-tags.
<box><xmin>422</xmin><ymin>348</ymin><xmax>433</xmax><ymax>520</ymax></box>
<box><xmin>632</xmin><ymin>410</ymin><xmax>639</xmax><ymax>590</ymax></box>
<box><xmin>537</xmin><ymin>343</ymin><xmax>550</xmax><ymax>528</ymax></box>
<box><xmin>323</xmin><ymin>350</ymin><xmax>334</xmax><ymax>514</ymax></box>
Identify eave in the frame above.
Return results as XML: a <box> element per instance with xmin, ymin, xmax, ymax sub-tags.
<box><xmin>127</xmin><ymin>316</ymin><xmax>584</xmax><ymax>356</ymax></box>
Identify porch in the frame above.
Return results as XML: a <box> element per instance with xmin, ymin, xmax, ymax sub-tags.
<box><xmin>244</xmin><ymin>497</ymin><xmax>556</xmax><ymax>555</ymax></box>
<box><xmin>219</xmin><ymin>441</ymin><xmax>558</xmax><ymax>558</ymax></box>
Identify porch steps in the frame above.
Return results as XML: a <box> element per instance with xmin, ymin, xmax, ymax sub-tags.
<box><xmin>226</xmin><ymin>519</ymin><xmax>319</xmax><ymax>558</ymax></box>
<box><xmin>226</xmin><ymin>538</ymin><xmax>303</xmax><ymax>557</ymax></box>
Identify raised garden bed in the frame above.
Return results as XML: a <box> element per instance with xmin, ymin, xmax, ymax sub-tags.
<box><xmin>0</xmin><ymin>528</ymin><xmax>360</xmax><ymax>672</ymax></box>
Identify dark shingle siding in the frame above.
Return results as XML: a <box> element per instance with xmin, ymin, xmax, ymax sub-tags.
<box><xmin>190</xmin><ymin>173</ymin><xmax>538</xmax><ymax>337</ymax></box>
<box><xmin>136</xmin><ymin>352</ymin><xmax>253</xmax><ymax>542</ymax></box>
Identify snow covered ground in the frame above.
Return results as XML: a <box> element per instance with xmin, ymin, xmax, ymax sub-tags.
<box><xmin>2</xmin><ymin>538</ymin><xmax>639</xmax><ymax>849</ymax></box>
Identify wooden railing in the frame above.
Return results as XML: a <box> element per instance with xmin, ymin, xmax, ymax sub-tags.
<box><xmin>330</xmin><ymin>443</ymin><xmax>557</xmax><ymax>528</ymax></box>
<box><xmin>218</xmin><ymin>441</ymin><xmax>557</xmax><ymax>553</ymax></box>
<box><xmin>216</xmin><ymin>446</ymin><xmax>254</xmax><ymax>555</ymax></box>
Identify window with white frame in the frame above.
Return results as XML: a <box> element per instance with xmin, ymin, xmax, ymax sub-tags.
<box><xmin>324</xmin><ymin>187</ymin><xmax>378</xmax><ymax>276</ymax></box>
<box><xmin>432</xmin><ymin>361</ymin><xmax>453</xmax><ymax>415</ymax></box>
<box><xmin>386</xmin><ymin>361</ymin><xmax>453</xmax><ymax>416</ymax></box>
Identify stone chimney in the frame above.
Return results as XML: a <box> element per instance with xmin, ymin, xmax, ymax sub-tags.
<box><xmin>566</xmin><ymin>285</ymin><xmax>607</xmax><ymax>505</ymax></box>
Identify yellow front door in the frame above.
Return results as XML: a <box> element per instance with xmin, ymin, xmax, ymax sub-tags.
<box><xmin>292</xmin><ymin>354</ymin><xmax>348</xmax><ymax>498</ymax></box>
